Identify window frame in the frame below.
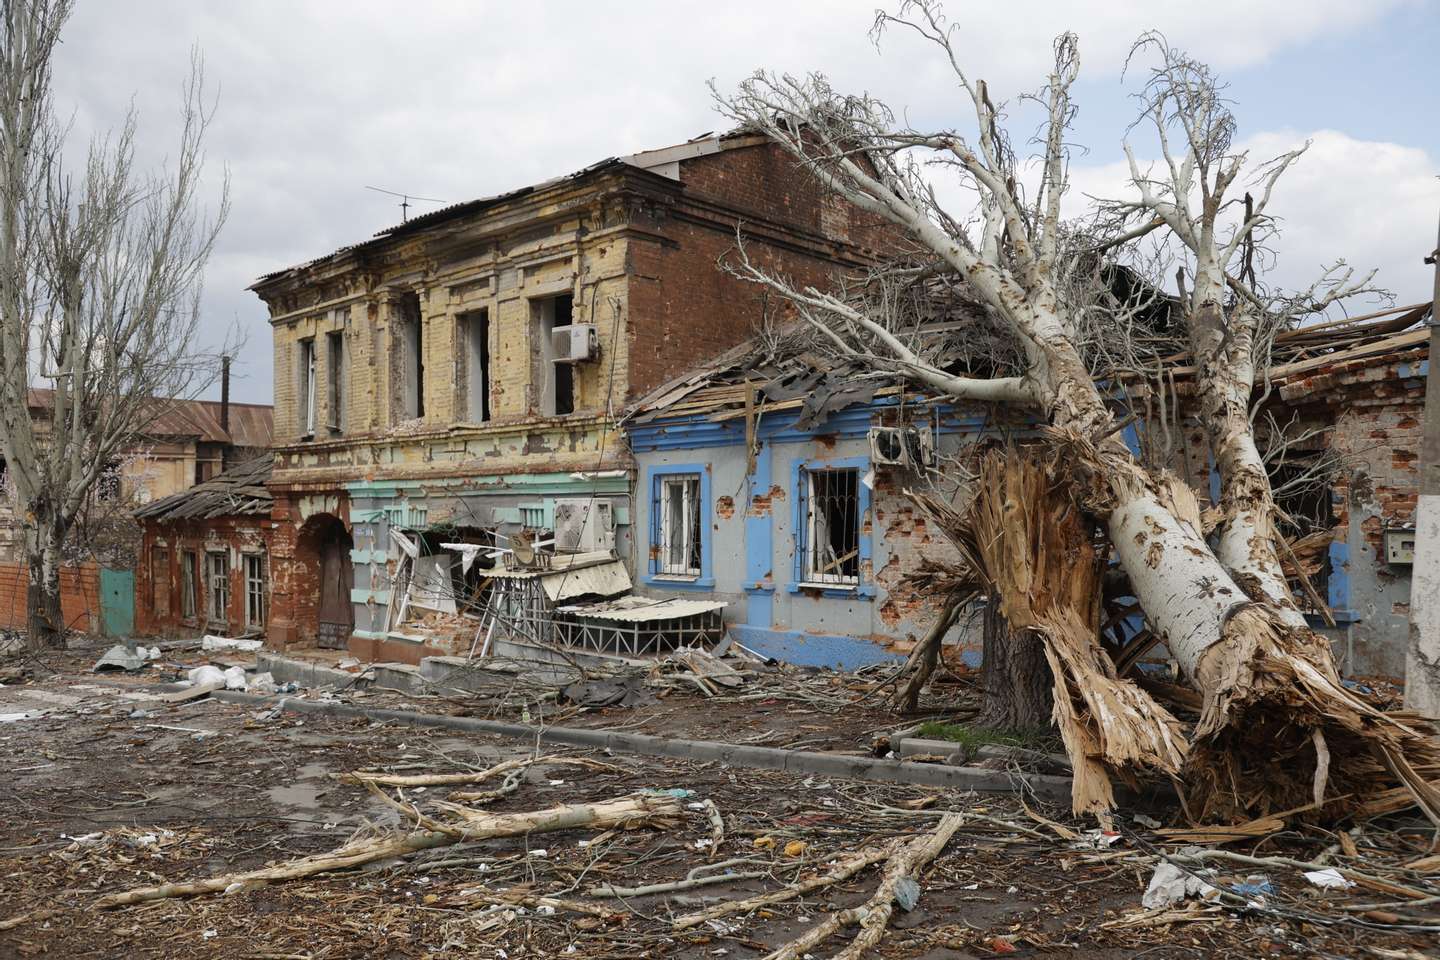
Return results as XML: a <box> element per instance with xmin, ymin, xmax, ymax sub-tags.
<box><xmin>298</xmin><ymin>337</ymin><xmax>317</xmax><ymax>438</ymax></box>
<box><xmin>643</xmin><ymin>463</ymin><xmax>713</xmax><ymax>590</ymax></box>
<box><xmin>326</xmin><ymin>329</ymin><xmax>345</xmax><ymax>434</ymax></box>
<box><xmin>789</xmin><ymin>456</ymin><xmax>874</xmax><ymax>597</ymax></box>
<box><xmin>205</xmin><ymin>549</ymin><xmax>230</xmax><ymax>626</ymax></box>
<box><xmin>243</xmin><ymin>552</ymin><xmax>268</xmax><ymax>630</ymax></box>
<box><xmin>180</xmin><ymin>549</ymin><xmax>198</xmax><ymax>620</ymax></box>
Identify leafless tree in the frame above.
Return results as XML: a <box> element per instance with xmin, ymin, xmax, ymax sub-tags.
<box><xmin>0</xmin><ymin>0</ymin><xmax>231</xmax><ymax>649</ymax></box>
<box><xmin>1100</xmin><ymin>33</ymin><xmax>1384</xmax><ymax>624</ymax></box>
<box><xmin>714</xmin><ymin>1</ymin><xmax>1437</xmax><ymax>819</ymax></box>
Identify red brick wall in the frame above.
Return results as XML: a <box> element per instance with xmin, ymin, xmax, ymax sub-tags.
<box><xmin>624</xmin><ymin>142</ymin><xmax>901</xmax><ymax>399</ymax></box>
<box><xmin>136</xmin><ymin>517</ymin><xmax>272</xmax><ymax>638</ymax></box>
<box><xmin>0</xmin><ymin>562</ymin><xmax>100</xmax><ymax>634</ymax></box>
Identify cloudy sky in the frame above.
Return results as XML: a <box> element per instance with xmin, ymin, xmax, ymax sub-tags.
<box><xmin>51</xmin><ymin>0</ymin><xmax>1440</xmax><ymax>403</ymax></box>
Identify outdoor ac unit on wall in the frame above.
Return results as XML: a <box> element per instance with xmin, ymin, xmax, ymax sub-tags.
<box><xmin>551</xmin><ymin>324</ymin><xmax>599</xmax><ymax>363</ymax></box>
<box><xmin>554</xmin><ymin>498</ymin><xmax>615</xmax><ymax>553</ymax></box>
<box><xmin>869</xmin><ymin>426</ymin><xmax>935</xmax><ymax>468</ymax></box>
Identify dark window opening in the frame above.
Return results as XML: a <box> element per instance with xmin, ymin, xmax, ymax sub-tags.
<box><xmin>298</xmin><ymin>337</ymin><xmax>317</xmax><ymax>436</ymax></box>
<box><xmin>245</xmin><ymin>553</ymin><xmax>267</xmax><ymax>629</ymax></box>
<box><xmin>534</xmin><ymin>294</ymin><xmax>574</xmax><ymax>416</ymax></box>
<box><xmin>396</xmin><ymin>291</ymin><xmax>425</xmax><ymax>421</ymax></box>
<box><xmin>1271</xmin><ymin>459</ymin><xmax>1335</xmax><ymax>612</ymax></box>
<box><xmin>327</xmin><ymin>330</ymin><xmax>345</xmax><ymax>433</ymax></box>
<box><xmin>800</xmin><ymin>467</ymin><xmax>860</xmax><ymax>585</ymax></box>
<box><xmin>462</xmin><ymin>310</ymin><xmax>491</xmax><ymax>422</ymax></box>
<box><xmin>180</xmin><ymin>549</ymin><xmax>198</xmax><ymax>619</ymax></box>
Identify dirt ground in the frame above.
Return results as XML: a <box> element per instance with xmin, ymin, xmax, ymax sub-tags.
<box><xmin>1</xmin><ymin>646</ymin><xmax>1437</xmax><ymax>959</ymax></box>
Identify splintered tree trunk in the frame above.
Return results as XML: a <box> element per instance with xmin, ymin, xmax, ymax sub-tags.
<box><xmin>976</xmin><ymin>595</ymin><xmax>1052</xmax><ymax>731</ymax></box>
<box><xmin>25</xmin><ymin>519</ymin><xmax>65</xmax><ymax>651</ymax></box>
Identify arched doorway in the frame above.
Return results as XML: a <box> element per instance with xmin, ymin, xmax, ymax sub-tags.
<box><xmin>297</xmin><ymin>513</ymin><xmax>353</xmax><ymax>649</ymax></box>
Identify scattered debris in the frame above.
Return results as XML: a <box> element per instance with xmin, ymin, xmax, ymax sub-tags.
<box><xmin>1142</xmin><ymin>861</ymin><xmax>1216</xmax><ymax>909</ymax></box>
<box><xmin>200</xmin><ymin>635</ymin><xmax>264</xmax><ymax>653</ymax></box>
<box><xmin>93</xmin><ymin>644</ymin><xmax>149</xmax><ymax>673</ymax></box>
<box><xmin>1305</xmin><ymin>868</ymin><xmax>1356</xmax><ymax>890</ymax></box>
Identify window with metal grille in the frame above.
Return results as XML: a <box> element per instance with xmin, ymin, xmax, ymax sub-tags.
<box><xmin>245</xmin><ymin>554</ymin><xmax>267</xmax><ymax>629</ymax></box>
<box><xmin>180</xmin><ymin>550</ymin><xmax>197</xmax><ymax>619</ymax></box>
<box><xmin>206</xmin><ymin>551</ymin><xmax>229</xmax><ymax>624</ymax></box>
<box><xmin>653</xmin><ymin>473</ymin><xmax>701</xmax><ymax>577</ymax></box>
<box><xmin>799</xmin><ymin>467</ymin><xmax>860</xmax><ymax>585</ymax></box>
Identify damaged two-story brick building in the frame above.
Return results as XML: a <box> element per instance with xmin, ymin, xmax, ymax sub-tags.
<box><xmin>247</xmin><ymin>133</ymin><xmax>888</xmax><ymax>661</ymax></box>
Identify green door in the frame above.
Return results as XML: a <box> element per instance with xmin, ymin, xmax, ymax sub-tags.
<box><xmin>100</xmin><ymin>568</ymin><xmax>135</xmax><ymax>637</ymax></box>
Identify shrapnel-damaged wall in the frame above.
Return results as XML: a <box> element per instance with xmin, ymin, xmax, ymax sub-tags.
<box><xmin>250</xmin><ymin>137</ymin><xmax>888</xmax><ymax>657</ymax></box>
<box><xmin>1271</xmin><ymin>356</ymin><xmax>1429</xmax><ymax>678</ymax></box>
<box><xmin>135</xmin><ymin>517</ymin><xmax>273</xmax><ymax>638</ymax></box>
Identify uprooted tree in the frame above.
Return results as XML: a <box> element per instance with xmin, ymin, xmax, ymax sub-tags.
<box><xmin>716</xmin><ymin>1</ymin><xmax>1439</xmax><ymax>820</ymax></box>
<box><xmin>0</xmin><ymin>0</ymin><xmax>230</xmax><ymax>650</ymax></box>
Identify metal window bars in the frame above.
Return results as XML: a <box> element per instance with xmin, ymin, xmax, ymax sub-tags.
<box><xmin>800</xmin><ymin>467</ymin><xmax>860</xmax><ymax>585</ymax></box>
<box><xmin>656</xmin><ymin>474</ymin><xmax>701</xmax><ymax>576</ymax></box>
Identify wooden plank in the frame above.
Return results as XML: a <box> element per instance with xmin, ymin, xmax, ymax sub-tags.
<box><xmin>156</xmin><ymin>681</ymin><xmax>225</xmax><ymax>704</ymax></box>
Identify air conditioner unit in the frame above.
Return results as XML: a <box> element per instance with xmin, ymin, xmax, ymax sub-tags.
<box><xmin>869</xmin><ymin>426</ymin><xmax>935</xmax><ymax>469</ymax></box>
<box><xmin>554</xmin><ymin>498</ymin><xmax>615</xmax><ymax>553</ymax></box>
<box><xmin>550</xmin><ymin>324</ymin><xmax>598</xmax><ymax>364</ymax></box>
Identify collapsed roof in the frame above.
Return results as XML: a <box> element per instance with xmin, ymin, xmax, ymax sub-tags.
<box><xmin>134</xmin><ymin>454</ymin><xmax>273</xmax><ymax>523</ymax></box>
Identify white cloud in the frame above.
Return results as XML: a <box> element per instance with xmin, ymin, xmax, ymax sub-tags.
<box><xmin>1069</xmin><ymin>130</ymin><xmax>1439</xmax><ymax>307</ymax></box>
<box><xmin>40</xmin><ymin>0</ymin><xmax>1422</xmax><ymax>400</ymax></box>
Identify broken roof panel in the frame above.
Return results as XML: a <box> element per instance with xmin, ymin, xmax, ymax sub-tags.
<box><xmin>133</xmin><ymin>454</ymin><xmax>273</xmax><ymax>523</ymax></box>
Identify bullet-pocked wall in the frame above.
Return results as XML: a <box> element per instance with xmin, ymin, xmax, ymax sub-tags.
<box><xmin>627</xmin><ymin>396</ymin><xmax>1011</xmax><ymax>669</ymax></box>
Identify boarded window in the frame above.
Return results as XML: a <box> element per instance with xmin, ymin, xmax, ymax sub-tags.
<box><xmin>245</xmin><ymin>553</ymin><xmax>267</xmax><ymax>629</ymax></box>
<box><xmin>653</xmin><ymin>474</ymin><xmax>701</xmax><ymax>577</ymax></box>
<box><xmin>326</xmin><ymin>330</ymin><xmax>345</xmax><ymax>433</ymax></box>
<box><xmin>206</xmin><ymin>551</ymin><xmax>229</xmax><ymax>624</ymax></box>
<box><xmin>151</xmin><ymin>547</ymin><xmax>170</xmax><ymax>619</ymax></box>
<box><xmin>298</xmin><ymin>338</ymin><xmax>317</xmax><ymax>436</ymax></box>
<box><xmin>799</xmin><ymin>467</ymin><xmax>860</xmax><ymax>585</ymax></box>
<box><xmin>180</xmin><ymin>550</ymin><xmax>198</xmax><ymax>619</ymax></box>
<box><xmin>533</xmin><ymin>294</ymin><xmax>574</xmax><ymax>416</ymax></box>
<box><xmin>461</xmin><ymin>309</ymin><xmax>491</xmax><ymax>422</ymax></box>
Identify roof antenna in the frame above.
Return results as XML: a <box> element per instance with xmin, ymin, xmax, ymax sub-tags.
<box><xmin>364</xmin><ymin>185</ymin><xmax>447</xmax><ymax>222</ymax></box>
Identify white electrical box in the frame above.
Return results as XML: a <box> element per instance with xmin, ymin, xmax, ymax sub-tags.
<box><xmin>554</xmin><ymin>499</ymin><xmax>615</xmax><ymax>553</ymax></box>
<box><xmin>1384</xmin><ymin>527</ymin><xmax>1416</xmax><ymax>565</ymax></box>
<box><xmin>550</xmin><ymin>324</ymin><xmax>598</xmax><ymax>363</ymax></box>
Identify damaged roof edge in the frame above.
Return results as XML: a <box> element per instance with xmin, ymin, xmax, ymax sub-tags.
<box><xmin>249</xmin><ymin>130</ymin><xmax>764</xmax><ymax>291</ymax></box>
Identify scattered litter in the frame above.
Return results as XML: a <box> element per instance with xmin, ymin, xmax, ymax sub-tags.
<box><xmin>893</xmin><ymin>876</ymin><xmax>921</xmax><ymax>911</ymax></box>
<box><xmin>222</xmin><ymin>666</ymin><xmax>248</xmax><ymax>691</ymax></box>
<box><xmin>249</xmin><ymin>672</ymin><xmax>277</xmax><ymax>694</ymax></box>
<box><xmin>0</xmin><ymin>712</ymin><xmax>35</xmax><ymax>723</ymax></box>
<box><xmin>1132</xmin><ymin>813</ymin><xmax>1162</xmax><ymax>829</ymax></box>
<box><xmin>128</xmin><ymin>709</ymin><xmax>150</xmax><ymax>720</ymax></box>
<box><xmin>1231</xmin><ymin>874</ymin><xmax>1273</xmax><ymax>899</ymax></box>
<box><xmin>145</xmin><ymin>646</ymin><xmax>162</xmax><ymax>660</ymax></box>
<box><xmin>1142</xmin><ymin>862</ymin><xmax>1216</xmax><ymax>909</ymax></box>
<box><xmin>1073</xmin><ymin>829</ymin><xmax>1123</xmax><ymax>850</ymax></box>
<box><xmin>783</xmin><ymin>840</ymin><xmax>807</xmax><ymax>857</ymax></box>
<box><xmin>93</xmin><ymin>644</ymin><xmax>148</xmax><ymax>673</ymax></box>
<box><xmin>1303</xmin><ymin>868</ymin><xmax>1355</xmax><ymax>890</ymax></box>
<box><xmin>202</xmin><ymin>635</ymin><xmax>263</xmax><ymax>653</ymax></box>
<box><xmin>641</xmin><ymin>788</ymin><xmax>694</xmax><ymax>799</ymax></box>
<box><xmin>187</xmin><ymin>665</ymin><xmax>227</xmax><ymax>688</ymax></box>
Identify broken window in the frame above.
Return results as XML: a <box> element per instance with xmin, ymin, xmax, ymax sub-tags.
<box><xmin>245</xmin><ymin>553</ymin><xmax>267</xmax><ymax>629</ymax></box>
<box><xmin>180</xmin><ymin>549</ymin><xmax>198</xmax><ymax>619</ymax></box>
<box><xmin>654</xmin><ymin>473</ymin><xmax>702</xmax><ymax>577</ymax></box>
<box><xmin>327</xmin><ymin>330</ymin><xmax>345</xmax><ymax>433</ymax></box>
<box><xmin>799</xmin><ymin>467</ymin><xmax>861</xmax><ymax>585</ymax></box>
<box><xmin>394</xmin><ymin>291</ymin><xmax>424</xmax><ymax>421</ymax></box>
<box><xmin>533</xmin><ymin>294</ymin><xmax>574</xmax><ymax>416</ymax></box>
<box><xmin>461</xmin><ymin>309</ymin><xmax>491</xmax><ymax>422</ymax></box>
<box><xmin>206</xmin><ymin>550</ymin><xmax>229</xmax><ymax>624</ymax></box>
<box><xmin>298</xmin><ymin>337</ymin><xmax>317</xmax><ymax>437</ymax></box>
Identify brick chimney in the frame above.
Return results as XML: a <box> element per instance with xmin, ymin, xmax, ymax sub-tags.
<box><xmin>220</xmin><ymin>355</ymin><xmax>231</xmax><ymax>437</ymax></box>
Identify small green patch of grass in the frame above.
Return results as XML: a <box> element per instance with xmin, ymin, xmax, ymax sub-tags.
<box><xmin>912</xmin><ymin>721</ymin><xmax>1055</xmax><ymax>752</ymax></box>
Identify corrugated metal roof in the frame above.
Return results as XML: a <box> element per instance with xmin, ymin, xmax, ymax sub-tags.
<box><xmin>558</xmin><ymin>597</ymin><xmax>727</xmax><ymax>622</ymax></box>
<box><xmin>486</xmin><ymin>554</ymin><xmax>632</xmax><ymax>602</ymax></box>
<box><xmin>26</xmin><ymin>389</ymin><xmax>273</xmax><ymax>448</ymax></box>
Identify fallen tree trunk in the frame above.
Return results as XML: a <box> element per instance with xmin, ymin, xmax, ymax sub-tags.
<box><xmin>95</xmin><ymin>794</ymin><xmax>683</xmax><ymax>909</ymax></box>
<box><xmin>761</xmin><ymin>812</ymin><xmax>963</xmax><ymax>960</ymax></box>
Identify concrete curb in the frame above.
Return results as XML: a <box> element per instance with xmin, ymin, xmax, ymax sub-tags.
<box><xmin>213</xmin><ymin>690</ymin><xmax>1074</xmax><ymax>800</ymax></box>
